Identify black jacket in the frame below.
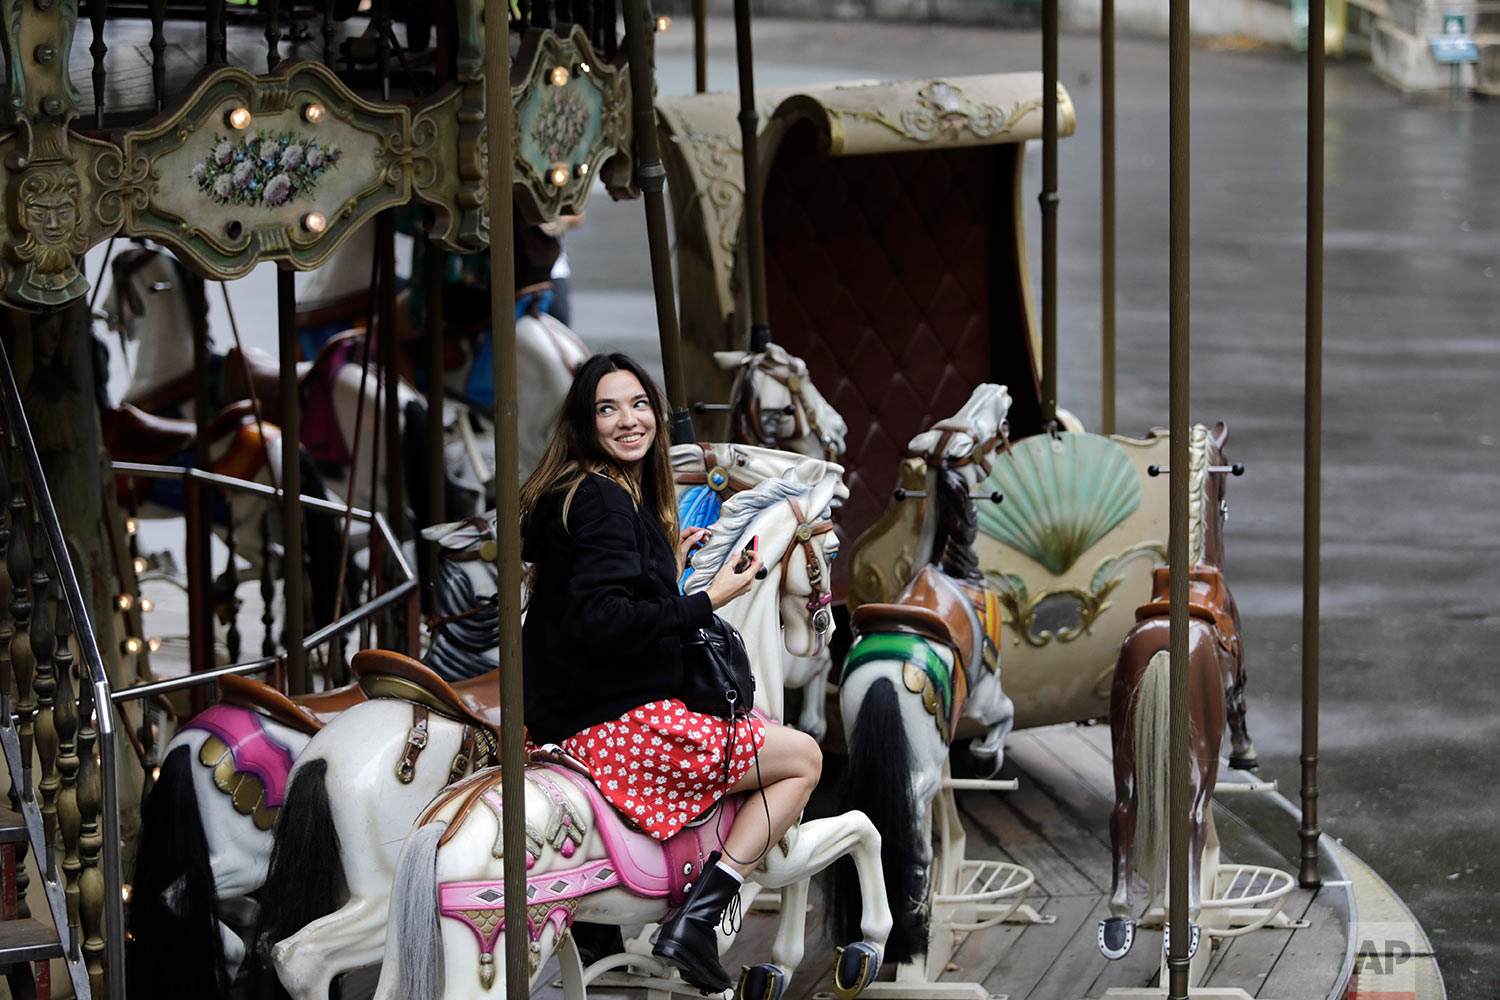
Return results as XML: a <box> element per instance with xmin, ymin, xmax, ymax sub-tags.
<box><xmin>521</xmin><ymin>473</ymin><xmax>714</xmax><ymax>744</ymax></box>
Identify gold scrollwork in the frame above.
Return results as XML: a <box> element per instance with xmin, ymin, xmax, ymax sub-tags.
<box><xmin>987</xmin><ymin>540</ymin><xmax>1168</xmax><ymax>648</ymax></box>
<box><xmin>831</xmin><ymin>80</ymin><xmax>1044</xmax><ymax>146</ymax></box>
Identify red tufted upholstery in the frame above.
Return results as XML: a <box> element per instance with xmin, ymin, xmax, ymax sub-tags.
<box><xmin>762</xmin><ymin>122</ymin><xmax>1043</xmax><ymax>594</ymax></box>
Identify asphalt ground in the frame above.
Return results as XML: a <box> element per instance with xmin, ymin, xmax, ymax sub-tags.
<box><xmin>560</xmin><ymin>18</ymin><xmax>1500</xmax><ymax>997</ymax></box>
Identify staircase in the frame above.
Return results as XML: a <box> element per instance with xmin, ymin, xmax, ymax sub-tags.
<box><xmin>0</xmin><ymin>803</ymin><xmax>63</xmax><ymax>999</ymax></box>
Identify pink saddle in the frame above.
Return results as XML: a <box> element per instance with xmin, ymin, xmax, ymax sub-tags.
<box><xmin>438</xmin><ymin>762</ymin><xmax>743</xmax><ymax>959</ymax></box>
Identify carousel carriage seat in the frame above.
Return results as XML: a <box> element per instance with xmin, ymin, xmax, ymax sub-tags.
<box><xmin>218</xmin><ymin>672</ymin><xmax>366</xmax><ymax>735</ymax></box>
<box><xmin>351</xmin><ymin>648</ymin><xmax>502</xmax><ymax>738</ymax></box>
<box><xmin>850</xmin><ymin>566</ymin><xmax>979</xmax><ymax>674</ymax></box>
<box><xmin>1134</xmin><ymin>565</ymin><xmax>1236</xmax><ymax>639</ymax></box>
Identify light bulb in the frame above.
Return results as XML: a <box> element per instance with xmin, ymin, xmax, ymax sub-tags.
<box><xmin>226</xmin><ymin>106</ymin><xmax>251</xmax><ymax>130</ymax></box>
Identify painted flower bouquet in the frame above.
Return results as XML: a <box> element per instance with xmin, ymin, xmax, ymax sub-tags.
<box><xmin>193</xmin><ymin>130</ymin><xmax>342</xmax><ymax>208</ymax></box>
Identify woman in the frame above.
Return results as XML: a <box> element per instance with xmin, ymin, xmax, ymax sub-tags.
<box><xmin>521</xmin><ymin>353</ymin><xmax>823</xmax><ymax>993</ymax></box>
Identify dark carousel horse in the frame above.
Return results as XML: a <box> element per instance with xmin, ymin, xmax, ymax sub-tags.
<box><xmin>830</xmin><ymin>461</ymin><xmax>1012</xmax><ymax>964</ymax></box>
<box><xmin>1098</xmin><ymin>421</ymin><xmax>1254</xmax><ymax>961</ymax></box>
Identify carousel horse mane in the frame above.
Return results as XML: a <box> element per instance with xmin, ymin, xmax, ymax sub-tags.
<box><xmin>934</xmin><ymin>466</ymin><xmax>982</xmax><ymax>583</ymax></box>
<box><xmin>682</xmin><ymin>473</ymin><xmax>839</xmax><ymax>593</ymax></box>
<box><xmin>419</xmin><ymin>514</ymin><xmax>503</xmax><ymax>681</ymax></box>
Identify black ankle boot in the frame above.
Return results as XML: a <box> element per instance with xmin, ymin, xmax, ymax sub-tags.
<box><xmin>653</xmin><ymin>852</ymin><xmax>741</xmax><ymax>993</ymax></box>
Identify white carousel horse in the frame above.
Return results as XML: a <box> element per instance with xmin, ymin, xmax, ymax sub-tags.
<box><xmin>124</xmin><ymin>517</ymin><xmax>503</xmax><ymax>997</ymax></box>
<box><xmin>714</xmin><ymin>343</ymin><xmax>849</xmax><ymax>462</ymax></box>
<box><xmin>829</xmin><ymin>385</ymin><xmax>1019</xmax><ymax>965</ymax></box>
<box><xmin>672</xmin><ymin>441</ymin><xmax>846</xmax><ymax>738</ymax></box>
<box><xmin>698</xmin><ymin>345</ymin><xmax>852</xmax><ymax>740</ymax></box>
<box><xmin>373</xmin><ymin>750</ymin><xmax>890</xmax><ymax>1000</ymax></box>
<box><xmin>263</xmin><ymin>466</ymin><xmax>850</xmax><ymax>1000</ymax></box>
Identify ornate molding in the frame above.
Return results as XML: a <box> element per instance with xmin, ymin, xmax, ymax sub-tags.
<box><xmin>509</xmin><ymin>26</ymin><xmax>632</xmax><ymax>224</ymax></box>
<box><xmin>829</xmin><ymin>80</ymin><xmax>1046</xmax><ymax>148</ymax></box>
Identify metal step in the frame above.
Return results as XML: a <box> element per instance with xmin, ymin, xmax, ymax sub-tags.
<box><xmin>0</xmin><ymin>918</ymin><xmax>63</xmax><ymax>966</ymax></box>
<box><xmin>0</xmin><ymin>806</ymin><xmax>27</xmax><ymax>845</ymax></box>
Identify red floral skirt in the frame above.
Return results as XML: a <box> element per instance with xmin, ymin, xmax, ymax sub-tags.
<box><xmin>560</xmin><ymin>699</ymin><xmax>767</xmax><ymax>840</ymax></box>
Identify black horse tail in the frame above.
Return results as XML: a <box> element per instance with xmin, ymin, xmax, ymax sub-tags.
<box><xmin>827</xmin><ymin>677</ymin><xmax>928</xmax><ymax>964</ymax></box>
<box><xmin>247</xmin><ymin>758</ymin><xmax>342</xmax><ymax>997</ymax></box>
<box><xmin>127</xmin><ymin>744</ymin><xmax>230</xmax><ymax>998</ymax></box>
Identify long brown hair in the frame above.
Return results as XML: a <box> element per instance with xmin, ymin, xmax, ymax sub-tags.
<box><xmin>520</xmin><ymin>353</ymin><xmax>680</xmax><ymax>565</ymax></box>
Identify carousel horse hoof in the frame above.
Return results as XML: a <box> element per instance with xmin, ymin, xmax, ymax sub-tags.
<box><xmin>1097</xmin><ymin>916</ymin><xmax>1135</xmax><ymax>960</ymax></box>
<box><xmin>1228</xmin><ymin>749</ymin><xmax>1259</xmax><ymax>770</ymax></box>
<box><xmin>737</xmin><ymin>963</ymin><xmax>786</xmax><ymax>1000</ymax></box>
<box><xmin>1162</xmin><ymin>921</ymin><xmax>1202</xmax><ymax>960</ymax></box>
<box><xmin>832</xmin><ymin>942</ymin><xmax>881</xmax><ymax>999</ymax></box>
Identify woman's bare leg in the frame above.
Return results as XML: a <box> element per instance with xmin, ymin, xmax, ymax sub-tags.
<box><xmin>719</xmin><ymin>724</ymin><xmax>822</xmax><ymax>876</ymax></box>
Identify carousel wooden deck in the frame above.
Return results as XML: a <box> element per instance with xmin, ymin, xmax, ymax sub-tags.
<box><xmin>532</xmin><ymin>723</ymin><xmax>1358</xmax><ymax>1000</ymax></box>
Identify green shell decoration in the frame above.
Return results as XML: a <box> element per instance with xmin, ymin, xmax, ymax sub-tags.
<box><xmin>975</xmin><ymin>434</ymin><xmax>1141</xmax><ymax>575</ymax></box>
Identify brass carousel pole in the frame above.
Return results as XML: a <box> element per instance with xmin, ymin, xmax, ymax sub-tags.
<box><xmin>1300</xmin><ymin>0</ymin><xmax>1326</xmax><ymax>891</ymax></box>
<box><xmin>278</xmin><ymin>269</ymin><xmax>308</xmax><ymax>694</ymax></box>
<box><xmin>1167</xmin><ymin>0</ymin><xmax>1190</xmax><ymax>989</ymax></box>
<box><xmin>1040</xmin><ymin>0</ymin><xmax>1059</xmax><ymax>429</ymax></box>
<box><xmin>1100</xmin><ymin>0</ymin><xmax>1116</xmax><ymax>436</ymax></box>
<box><xmin>426</xmin><ymin>239</ymin><xmax>447</xmax><ymax>579</ymax></box>
<box><xmin>623</xmin><ymin>0</ymin><xmax>695</xmax><ymax>443</ymax></box>
<box><xmin>483</xmin><ymin>1</ymin><xmax>528</xmax><ymax>996</ymax></box>
<box><xmin>734</xmin><ymin>0</ymin><xmax>769</xmax><ymax>351</ymax></box>
<box><xmin>694</xmin><ymin>0</ymin><xmax>707</xmax><ymax>93</ymax></box>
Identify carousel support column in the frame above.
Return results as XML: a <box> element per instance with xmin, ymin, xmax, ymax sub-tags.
<box><xmin>623</xmin><ymin>0</ymin><xmax>695</xmax><ymax>443</ymax></box>
<box><xmin>693</xmin><ymin>0</ymin><xmax>707</xmax><ymax>93</ymax></box>
<box><xmin>377</xmin><ymin>212</ymin><xmax>407</xmax><ymax>652</ymax></box>
<box><xmin>186</xmin><ymin>275</ymin><xmax>213</xmax><ymax>713</ymax></box>
<box><xmin>1299</xmin><ymin>0</ymin><xmax>1326</xmax><ymax>891</ymax></box>
<box><xmin>1166</xmin><ymin>0</ymin><xmax>1190</xmax><ymax>988</ymax></box>
<box><xmin>207</xmin><ymin>0</ymin><xmax>228</xmax><ymax>65</ymax></box>
<box><xmin>278</xmin><ymin>269</ymin><xmax>308</xmax><ymax>695</ymax></box>
<box><xmin>1100</xmin><ymin>0</ymin><xmax>1116</xmax><ymax>436</ymax></box>
<box><xmin>1040</xmin><ymin>0</ymin><xmax>1059</xmax><ymax>430</ymax></box>
<box><xmin>425</xmin><ymin>236</ymin><xmax>446</xmax><ymax>593</ymax></box>
<box><xmin>88</xmin><ymin>0</ymin><xmax>109</xmax><ymax>128</ymax></box>
<box><xmin>734</xmin><ymin>0</ymin><xmax>769</xmax><ymax>352</ymax></box>
<box><xmin>482</xmin><ymin>3</ymin><xmax>529</xmax><ymax>998</ymax></box>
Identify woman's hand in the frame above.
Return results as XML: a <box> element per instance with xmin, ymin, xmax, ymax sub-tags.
<box><xmin>678</xmin><ymin>526</ymin><xmax>711</xmax><ymax>564</ymax></box>
<box><xmin>705</xmin><ymin>550</ymin><xmax>763</xmax><ymax>610</ymax></box>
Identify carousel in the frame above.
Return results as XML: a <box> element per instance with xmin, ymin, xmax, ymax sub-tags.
<box><xmin>0</xmin><ymin>1</ymin><xmax>1440</xmax><ymax>1000</ymax></box>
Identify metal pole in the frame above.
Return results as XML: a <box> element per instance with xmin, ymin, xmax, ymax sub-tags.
<box><xmin>482</xmin><ymin>3</ymin><xmax>527</xmax><ymax>997</ymax></box>
<box><xmin>277</xmin><ymin>268</ymin><xmax>308</xmax><ymax>694</ymax></box>
<box><xmin>426</xmin><ymin>238</ymin><xmax>447</xmax><ymax>583</ymax></box>
<box><xmin>1300</xmin><ymin>0</ymin><xmax>1326</xmax><ymax>891</ymax></box>
<box><xmin>693</xmin><ymin>0</ymin><xmax>707</xmax><ymax>93</ymax></box>
<box><xmin>1040</xmin><ymin>0</ymin><xmax>1059</xmax><ymax>429</ymax></box>
<box><xmin>1100</xmin><ymin>0</ymin><xmax>1116</xmax><ymax>436</ymax></box>
<box><xmin>377</xmin><ymin>213</ymin><xmax>405</xmax><ymax>652</ymax></box>
<box><xmin>1167</xmin><ymin>0</ymin><xmax>1190</xmax><ymax>989</ymax></box>
<box><xmin>188</xmin><ymin>275</ymin><xmax>214</xmax><ymax>709</ymax></box>
<box><xmin>622</xmin><ymin>0</ymin><xmax>695</xmax><ymax>443</ymax></box>
<box><xmin>733</xmin><ymin>0</ymin><xmax>770</xmax><ymax>352</ymax></box>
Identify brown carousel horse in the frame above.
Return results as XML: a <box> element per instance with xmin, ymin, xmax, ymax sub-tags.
<box><xmin>1098</xmin><ymin>422</ymin><xmax>1252</xmax><ymax>961</ymax></box>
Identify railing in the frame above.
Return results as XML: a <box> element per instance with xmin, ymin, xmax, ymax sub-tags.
<box><xmin>0</xmin><ymin>335</ymin><xmax>125</xmax><ymax>998</ymax></box>
<box><xmin>106</xmin><ymin>461</ymin><xmax>417</xmax><ymax>707</ymax></box>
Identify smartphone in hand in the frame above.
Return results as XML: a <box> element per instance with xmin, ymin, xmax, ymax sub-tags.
<box><xmin>734</xmin><ymin>535</ymin><xmax>759</xmax><ymax>572</ymax></box>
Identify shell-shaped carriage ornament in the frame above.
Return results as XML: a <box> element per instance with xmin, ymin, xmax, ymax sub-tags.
<box><xmin>849</xmin><ymin>424</ymin><xmax>1186</xmax><ymax>731</ymax></box>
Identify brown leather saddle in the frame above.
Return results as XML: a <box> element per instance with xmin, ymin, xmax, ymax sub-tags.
<box><xmin>351</xmin><ymin>649</ymin><xmax>502</xmax><ymax>740</ymax></box>
<box><xmin>851</xmin><ymin>566</ymin><xmax>980</xmax><ymax>674</ymax></box>
<box><xmin>218</xmin><ymin>672</ymin><xmax>366</xmax><ymax>736</ymax></box>
<box><xmin>103</xmin><ymin>400</ymin><xmax>262</xmax><ymax>465</ymax></box>
<box><xmin>1135</xmin><ymin>566</ymin><xmax>1237</xmax><ymax>646</ymax></box>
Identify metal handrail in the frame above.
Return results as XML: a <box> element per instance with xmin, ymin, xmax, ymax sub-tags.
<box><xmin>106</xmin><ymin>460</ymin><xmax>418</xmax><ymax>703</ymax></box>
<box><xmin>0</xmin><ymin>336</ymin><xmax>126</xmax><ymax>998</ymax></box>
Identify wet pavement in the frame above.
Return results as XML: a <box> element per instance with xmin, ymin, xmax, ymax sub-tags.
<box><xmin>563</xmin><ymin>19</ymin><xmax>1500</xmax><ymax>997</ymax></box>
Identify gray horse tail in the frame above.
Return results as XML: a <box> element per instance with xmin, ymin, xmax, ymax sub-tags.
<box><xmin>1131</xmin><ymin>650</ymin><xmax>1173</xmax><ymax>899</ymax></box>
<box><xmin>390</xmin><ymin>820</ymin><xmax>447</xmax><ymax>1000</ymax></box>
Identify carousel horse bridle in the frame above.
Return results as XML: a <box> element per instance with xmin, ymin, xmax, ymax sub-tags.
<box><xmin>733</xmin><ymin>354</ymin><xmax>841</xmax><ymax>461</ymax></box>
<box><xmin>782</xmin><ymin>495</ymin><xmax>836</xmax><ymax>636</ymax></box>
<box><xmin>913</xmin><ymin>420</ymin><xmax>1011</xmax><ymax>477</ymax></box>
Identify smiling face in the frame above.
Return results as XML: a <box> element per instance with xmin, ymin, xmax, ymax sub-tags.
<box><xmin>594</xmin><ymin>370</ymin><xmax>657</xmax><ymax>472</ymax></box>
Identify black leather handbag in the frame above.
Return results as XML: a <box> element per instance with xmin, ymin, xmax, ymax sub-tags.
<box><xmin>680</xmin><ymin>615</ymin><xmax>755</xmax><ymax>719</ymax></box>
